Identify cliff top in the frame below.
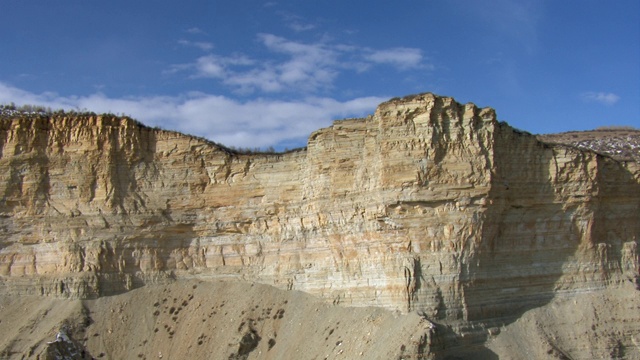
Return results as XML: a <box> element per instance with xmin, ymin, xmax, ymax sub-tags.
<box><xmin>538</xmin><ymin>127</ymin><xmax>640</xmax><ymax>162</ymax></box>
<box><xmin>1</xmin><ymin>95</ymin><xmax>638</xmax><ymax>161</ymax></box>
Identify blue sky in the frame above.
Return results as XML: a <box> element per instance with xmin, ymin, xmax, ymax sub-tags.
<box><xmin>1</xmin><ymin>0</ymin><xmax>638</xmax><ymax>149</ymax></box>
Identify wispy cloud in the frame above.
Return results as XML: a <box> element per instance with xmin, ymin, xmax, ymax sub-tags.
<box><xmin>194</xmin><ymin>54</ymin><xmax>255</xmax><ymax>78</ymax></box>
<box><xmin>180</xmin><ymin>34</ymin><xmax>339</xmax><ymax>93</ymax></box>
<box><xmin>581</xmin><ymin>91</ymin><xmax>620</xmax><ymax>105</ymax></box>
<box><xmin>178</xmin><ymin>39</ymin><xmax>214</xmax><ymax>52</ymax></box>
<box><xmin>171</xmin><ymin>33</ymin><xmax>430</xmax><ymax>94</ymax></box>
<box><xmin>0</xmin><ymin>82</ymin><xmax>386</xmax><ymax>149</ymax></box>
<box><xmin>289</xmin><ymin>22</ymin><xmax>316</xmax><ymax>32</ymax></box>
<box><xmin>185</xmin><ymin>27</ymin><xmax>206</xmax><ymax>35</ymax></box>
<box><xmin>195</xmin><ymin>56</ymin><xmax>227</xmax><ymax>78</ymax></box>
<box><xmin>276</xmin><ymin>11</ymin><xmax>316</xmax><ymax>32</ymax></box>
<box><xmin>365</xmin><ymin>47</ymin><xmax>426</xmax><ymax>69</ymax></box>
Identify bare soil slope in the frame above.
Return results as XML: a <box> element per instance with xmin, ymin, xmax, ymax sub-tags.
<box><xmin>0</xmin><ymin>280</ymin><xmax>444</xmax><ymax>359</ymax></box>
<box><xmin>4</xmin><ymin>280</ymin><xmax>637</xmax><ymax>359</ymax></box>
<box><xmin>487</xmin><ymin>281</ymin><xmax>640</xmax><ymax>359</ymax></box>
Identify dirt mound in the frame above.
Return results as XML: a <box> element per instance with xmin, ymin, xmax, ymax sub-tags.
<box><xmin>486</xmin><ymin>282</ymin><xmax>640</xmax><ymax>359</ymax></box>
<box><xmin>2</xmin><ymin>280</ymin><xmax>637</xmax><ymax>359</ymax></box>
<box><xmin>0</xmin><ymin>280</ymin><xmax>442</xmax><ymax>359</ymax></box>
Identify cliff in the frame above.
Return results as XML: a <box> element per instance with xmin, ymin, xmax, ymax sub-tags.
<box><xmin>0</xmin><ymin>93</ymin><xmax>638</xmax><ymax>357</ymax></box>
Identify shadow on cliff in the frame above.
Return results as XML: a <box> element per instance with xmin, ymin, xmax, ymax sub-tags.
<box><xmin>422</xmin><ymin>122</ymin><xmax>640</xmax><ymax>359</ymax></box>
<box><xmin>96</xmin><ymin>223</ymin><xmax>202</xmax><ymax>297</ymax></box>
<box><xmin>461</xmin><ymin>124</ymin><xmax>640</xmax><ymax>329</ymax></box>
<box><xmin>105</xmin><ymin>120</ymin><xmax>158</xmax><ymax>213</ymax></box>
<box><xmin>93</xmin><ymin>127</ymin><xmax>207</xmax><ymax>296</ymax></box>
<box><xmin>429</xmin><ymin>323</ymin><xmax>499</xmax><ymax>360</ymax></box>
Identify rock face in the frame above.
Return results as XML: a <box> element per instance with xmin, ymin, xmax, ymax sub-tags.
<box><xmin>0</xmin><ymin>93</ymin><xmax>638</xmax><ymax>336</ymax></box>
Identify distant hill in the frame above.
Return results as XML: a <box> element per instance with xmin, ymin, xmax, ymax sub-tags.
<box><xmin>538</xmin><ymin>127</ymin><xmax>640</xmax><ymax>162</ymax></box>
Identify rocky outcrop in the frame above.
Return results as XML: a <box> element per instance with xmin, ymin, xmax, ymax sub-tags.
<box><xmin>43</xmin><ymin>328</ymin><xmax>90</xmax><ymax>360</ymax></box>
<box><xmin>0</xmin><ymin>93</ymin><xmax>638</xmax><ymax>334</ymax></box>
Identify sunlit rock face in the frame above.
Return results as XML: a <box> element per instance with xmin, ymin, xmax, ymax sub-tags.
<box><xmin>0</xmin><ymin>93</ymin><xmax>638</xmax><ymax>325</ymax></box>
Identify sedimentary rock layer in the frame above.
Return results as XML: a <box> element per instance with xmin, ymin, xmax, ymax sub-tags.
<box><xmin>0</xmin><ymin>93</ymin><xmax>638</xmax><ymax>328</ymax></box>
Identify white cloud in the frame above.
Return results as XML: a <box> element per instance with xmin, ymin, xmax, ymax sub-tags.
<box><xmin>171</xmin><ymin>33</ymin><xmax>431</xmax><ymax>94</ymax></box>
<box><xmin>195</xmin><ymin>55</ymin><xmax>228</xmax><ymax>78</ymax></box>
<box><xmin>275</xmin><ymin>11</ymin><xmax>317</xmax><ymax>32</ymax></box>
<box><xmin>185</xmin><ymin>27</ymin><xmax>206</xmax><ymax>35</ymax></box>
<box><xmin>581</xmin><ymin>91</ymin><xmax>620</xmax><ymax>105</ymax></box>
<box><xmin>289</xmin><ymin>22</ymin><xmax>316</xmax><ymax>32</ymax></box>
<box><xmin>184</xmin><ymin>35</ymin><xmax>340</xmax><ymax>93</ymax></box>
<box><xmin>255</xmin><ymin>33</ymin><xmax>339</xmax><ymax>91</ymax></box>
<box><xmin>178</xmin><ymin>39</ymin><xmax>214</xmax><ymax>51</ymax></box>
<box><xmin>0</xmin><ymin>82</ymin><xmax>385</xmax><ymax>149</ymax></box>
<box><xmin>188</xmin><ymin>54</ymin><xmax>255</xmax><ymax>79</ymax></box>
<box><xmin>365</xmin><ymin>48</ymin><xmax>425</xmax><ymax>69</ymax></box>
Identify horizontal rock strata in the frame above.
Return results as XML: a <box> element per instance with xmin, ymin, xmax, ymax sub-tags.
<box><xmin>0</xmin><ymin>93</ymin><xmax>638</xmax><ymax>330</ymax></box>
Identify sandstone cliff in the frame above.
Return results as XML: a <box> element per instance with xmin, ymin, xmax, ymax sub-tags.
<box><xmin>0</xmin><ymin>93</ymin><xmax>638</xmax><ymax>357</ymax></box>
